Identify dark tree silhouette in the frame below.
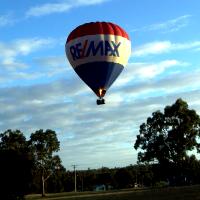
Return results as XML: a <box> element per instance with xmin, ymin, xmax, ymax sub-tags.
<box><xmin>134</xmin><ymin>99</ymin><xmax>200</xmax><ymax>165</ymax></box>
<box><xmin>0</xmin><ymin>130</ymin><xmax>33</xmax><ymax>200</ymax></box>
<box><xmin>114</xmin><ymin>168</ymin><xmax>133</xmax><ymax>188</ymax></box>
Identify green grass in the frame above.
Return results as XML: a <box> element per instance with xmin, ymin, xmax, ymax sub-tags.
<box><xmin>26</xmin><ymin>185</ymin><xmax>200</xmax><ymax>200</ymax></box>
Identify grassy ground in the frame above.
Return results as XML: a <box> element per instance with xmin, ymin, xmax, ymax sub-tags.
<box><xmin>26</xmin><ymin>185</ymin><xmax>200</xmax><ymax>200</ymax></box>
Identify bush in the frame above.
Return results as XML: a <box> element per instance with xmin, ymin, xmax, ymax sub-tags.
<box><xmin>154</xmin><ymin>181</ymin><xmax>169</xmax><ymax>188</ymax></box>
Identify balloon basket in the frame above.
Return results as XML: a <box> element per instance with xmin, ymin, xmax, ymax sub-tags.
<box><xmin>96</xmin><ymin>98</ymin><xmax>105</xmax><ymax>105</ymax></box>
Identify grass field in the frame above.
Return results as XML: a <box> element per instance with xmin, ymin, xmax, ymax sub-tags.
<box><xmin>26</xmin><ymin>185</ymin><xmax>200</xmax><ymax>200</ymax></box>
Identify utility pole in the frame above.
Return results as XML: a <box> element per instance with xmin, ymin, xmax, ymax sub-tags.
<box><xmin>81</xmin><ymin>173</ymin><xmax>84</xmax><ymax>192</ymax></box>
<box><xmin>72</xmin><ymin>165</ymin><xmax>77</xmax><ymax>192</ymax></box>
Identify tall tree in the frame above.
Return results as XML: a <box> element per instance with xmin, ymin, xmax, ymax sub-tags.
<box><xmin>134</xmin><ymin>99</ymin><xmax>200</xmax><ymax>165</ymax></box>
<box><xmin>29</xmin><ymin>129</ymin><xmax>60</xmax><ymax>197</ymax></box>
<box><xmin>0</xmin><ymin>130</ymin><xmax>33</xmax><ymax>200</ymax></box>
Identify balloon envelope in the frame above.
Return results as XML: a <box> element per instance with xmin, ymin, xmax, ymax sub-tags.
<box><xmin>65</xmin><ymin>22</ymin><xmax>131</xmax><ymax>98</ymax></box>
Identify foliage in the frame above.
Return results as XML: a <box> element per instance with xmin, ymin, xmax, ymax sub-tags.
<box><xmin>134</xmin><ymin>99</ymin><xmax>200</xmax><ymax>165</ymax></box>
<box><xmin>0</xmin><ymin>129</ymin><xmax>64</xmax><ymax>198</ymax></box>
<box><xmin>154</xmin><ymin>181</ymin><xmax>169</xmax><ymax>188</ymax></box>
<box><xmin>114</xmin><ymin>168</ymin><xmax>133</xmax><ymax>188</ymax></box>
<box><xmin>29</xmin><ymin>129</ymin><xmax>61</xmax><ymax>196</ymax></box>
<box><xmin>0</xmin><ymin>130</ymin><xmax>33</xmax><ymax>200</ymax></box>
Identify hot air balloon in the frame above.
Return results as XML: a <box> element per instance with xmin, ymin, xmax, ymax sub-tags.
<box><xmin>65</xmin><ymin>22</ymin><xmax>131</xmax><ymax>105</ymax></box>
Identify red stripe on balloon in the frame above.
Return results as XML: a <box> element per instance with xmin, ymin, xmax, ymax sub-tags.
<box><xmin>66</xmin><ymin>22</ymin><xmax>130</xmax><ymax>43</ymax></box>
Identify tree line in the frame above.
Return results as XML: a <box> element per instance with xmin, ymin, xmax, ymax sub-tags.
<box><xmin>1</xmin><ymin>99</ymin><xmax>200</xmax><ymax>199</ymax></box>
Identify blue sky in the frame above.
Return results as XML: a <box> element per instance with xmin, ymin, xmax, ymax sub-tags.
<box><xmin>1</xmin><ymin>0</ymin><xmax>200</xmax><ymax>170</ymax></box>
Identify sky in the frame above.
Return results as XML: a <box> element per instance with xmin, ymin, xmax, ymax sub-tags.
<box><xmin>1</xmin><ymin>0</ymin><xmax>200</xmax><ymax>170</ymax></box>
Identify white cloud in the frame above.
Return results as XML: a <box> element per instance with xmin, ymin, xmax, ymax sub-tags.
<box><xmin>132</xmin><ymin>60</ymin><xmax>185</xmax><ymax>78</ymax></box>
<box><xmin>0</xmin><ymin>38</ymin><xmax>56</xmax><ymax>70</ymax></box>
<box><xmin>0</xmin><ymin>38</ymin><xmax>54</xmax><ymax>58</ymax></box>
<box><xmin>0</xmin><ymin>38</ymin><xmax>65</xmax><ymax>86</ymax></box>
<box><xmin>34</xmin><ymin>55</ymin><xmax>67</xmax><ymax>69</ymax></box>
<box><xmin>119</xmin><ymin>69</ymin><xmax>200</xmax><ymax>98</ymax></box>
<box><xmin>115</xmin><ymin>59</ymin><xmax>186</xmax><ymax>86</ymax></box>
<box><xmin>26</xmin><ymin>0</ymin><xmax>109</xmax><ymax>17</ymax></box>
<box><xmin>133</xmin><ymin>40</ymin><xmax>200</xmax><ymax>57</ymax></box>
<box><xmin>26</xmin><ymin>2</ymin><xmax>72</xmax><ymax>17</ymax></box>
<box><xmin>0</xmin><ymin>14</ymin><xmax>14</xmax><ymax>27</ymax></box>
<box><xmin>171</xmin><ymin>41</ymin><xmax>200</xmax><ymax>51</ymax></box>
<box><xmin>33</xmin><ymin>56</ymin><xmax>70</xmax><ymax>77</ymax></box>
<box><xmin>133</xmin><ymin>41</ymin><xmax>171</xmax><ymax>57</ymax></box>
<box><xmin>13</xmin><ymin>38</ymin><xmax>55</xmax><ymax>55</ymax></box>
<box><xmin>148</xmin><ymin>15</ymin><xmax>192</xmax><ymax>33</ymax></box>
<box><xmin>132</xmin><ymin>15</ymin><xmax>192</xmax><ymax>33</ymax></box>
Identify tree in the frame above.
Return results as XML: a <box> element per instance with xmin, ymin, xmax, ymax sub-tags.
<box><xmin>47</xmin><ymin>162</ymin><xmax>66</xmax><ymax>193</ymax></box>
<box><xmin>134</xmin><ymin>99</ymin><xmax>200</xmax><ymax>165</ymax></box>
<box><xmin>114</xmin><ymin>168</ymin><xmax>133</xmax><ymax>188</ymax></box>
<box><xmin>29</xmin><ymin>129</ymin><xmax>60</xmax><ymax>197</ymax></box>
<box><xmin>0</xmin><ymin>130</ymin><xmax>33</xmax><ymax>200</ymax></box>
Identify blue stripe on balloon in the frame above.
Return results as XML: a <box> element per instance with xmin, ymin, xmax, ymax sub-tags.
<box><xmin>74</xmin><ymin>61</ymin><xmax>124</xmax><ymax>96</ymax></box>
